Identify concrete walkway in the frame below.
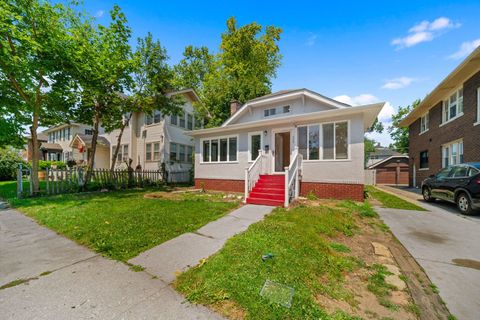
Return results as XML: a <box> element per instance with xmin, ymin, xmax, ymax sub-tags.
<box><xmin>0</xmin><ymin>203</ymin><xmax>272</xmax><ymax>319</ymax></box>
<box><xmin>377</xmin><ymin>206</ymin><xmax>480</xmax><ymax>320</ymax></box>
<box><xmin>129</xmin><ymin>204</ymin><xmax>273</xmax><ymax>283</ymax></box>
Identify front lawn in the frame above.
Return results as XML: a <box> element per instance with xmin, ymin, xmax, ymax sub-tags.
<box><xmin>0</xmin><ymin>181</ymin><xmax>238</xmax><ymax>261</ymax></box>
<box><xmin>175</xmin><ymin>201</ymin><xmax>421</xmax><ymax>319</ymax></box>
<box><xmin>366</xmin><ymin>186</ymin><xmax>425</xmax><ymax>211</ymax></box>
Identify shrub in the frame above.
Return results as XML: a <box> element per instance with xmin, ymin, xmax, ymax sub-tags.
<box><xmin>38</xmin><ymin>160</ymin><xmax>67</xmax><ymax>170</ymax></box>
<box><xmin>0</xmin><ymin>148</ymin><xmax>27</xmax><ymax>181</ymax></box>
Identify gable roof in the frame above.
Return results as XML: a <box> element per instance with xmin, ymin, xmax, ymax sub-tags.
<box><xmin>69</xmin><ymin>134</ymin><xmax>110</xmax><ymax>148</ymax></box>
<box><xmin>399</xmin><ymin>45</ymin><xmax>480</xmax><ymax>127</ymax></box>
<box><xmin>166</xmin><ymin>88</ymin><xmax>200</xmax><ymax>102</ymax></box>
<box><xmin>222</xmin><ymin>88</ymin><xmax>351</xmax><ymax>127</ymax></box>
<box><xmin>188</xmin><ymin>102</ymin><xmax>384</xmax><ymax>137</ymax></box>
<box><xmin>367</xmin><ymin>155</ymin><xmax>408</xmax><ymax>169</ymax></box>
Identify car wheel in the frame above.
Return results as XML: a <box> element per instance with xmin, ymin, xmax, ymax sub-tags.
<box><xmin>423</xmin><ymin>187</ymin><xmax>435</xmax><ymax>202</ymax></box>
<box><xmin>456</xmin><ymin>192</ymin><xmax>473</xmax><ymax>215</ymax></box>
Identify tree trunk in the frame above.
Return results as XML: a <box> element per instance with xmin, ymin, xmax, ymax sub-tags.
<box><xmin>84</xmin><ymin>109</ymin><xmax>101</xmax><ymax>185</ymax></box>
<box><xmin>110</xmin><ymin>113</ymin><xmax>132</xmax><ymax>171</ymax></box>
<box><xmin>30</xmin><ymin>108</ymin><xmax>40</xmax><ymax>195</ymax></box>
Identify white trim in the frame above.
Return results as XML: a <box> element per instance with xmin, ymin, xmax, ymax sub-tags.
<box><xmin>222</xmin><ymin>89</ymin><xmax>351</xmax><ymax>127</ymax></box>
<box><xmin>200</xmin><ymin>134</ymin><xmax>239</xmax><ymax>164</ymax></box>
<box><xmin>441</xmin><ymin>86</ymin><xmax>463</xmax><ymax>125</ymax></box>
<box><xmin>418</xmin><ymin>168</ymin><xmax>430</xmax><ymax>171</ymax></box>
<box><xmin>439</xmin><ymin>112</ymin><xmax>464</xmax><ymax>127</ymax></box>
<box><xmin>247</xmin><ymin>131</ymin><xmax>263</xmax><ymax>162</ymax></box>
<box><xmin>271</xmin><ymin>127</ymin><xmax>294</xmax><ymax>173</ymax></box>
<box><xmin>441</xmin><ymin>138</ymin><xmax>464</xmax><ymax>168</ymax></box>
<box><xmin>321</xmin><ymin>120</ymin><xmax>351</xmax><ymax>161</ymax></box>
<box><xmin>420</xmin><ymin>111</ymin><xmax>429</xmax><ymax>134</ymax></box>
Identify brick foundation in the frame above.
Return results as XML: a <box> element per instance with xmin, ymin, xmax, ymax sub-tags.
<box><xmin>300</xmin><ymin>182</ymin><xmax>364</xmax><ymax>202</ymax></box>
<box><xmin>195</xmin><ymin>178</ymin><xmax>365</xmax><ymax>202</ymax></box>
<box><xmin>195</xmin><ymin>178</ymin><xmax>244</xmax><ymax>193</ymax></box>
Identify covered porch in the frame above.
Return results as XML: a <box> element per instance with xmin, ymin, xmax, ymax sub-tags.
<box><xmin>70</xmin><ymin>134</ymin><xmax>110</xmax><ymax>169</ymax></box>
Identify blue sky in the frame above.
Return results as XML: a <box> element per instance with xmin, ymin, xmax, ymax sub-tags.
<box><xmin>83</xmin><ymin>0</ymin><xmax>480</xmax><ymax>145</ymax></box>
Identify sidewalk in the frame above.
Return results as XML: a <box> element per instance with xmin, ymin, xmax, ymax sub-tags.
<box><xmin>129</xmin><ymin>204</ymin><xmax>274</xmax><ymax>283</ymax></box>
<box><xmin>0</xmin><ymin>203</ymin><xmax>273</xmax><ymax>319</ymax></box>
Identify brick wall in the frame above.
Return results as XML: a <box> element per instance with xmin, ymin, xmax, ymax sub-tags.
<box><xmin>195</xmin><ymin>178</ymin><xmax>244</xmax><ymax>193</ymax></box>
<box><xmin>300</xmin><ymin>182</ymin><xmax>364</xmax><ymax>202</ymax></box>
<box><xmin>409</xmin><ymin>70</ymin><xmax>480</xmax><ymax>187</ymax></box>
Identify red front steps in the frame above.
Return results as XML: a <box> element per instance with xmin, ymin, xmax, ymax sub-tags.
<box><xmin>246</xmin><ymin>174</ymin><xmax>285</xmax><ymax>207</ymax></box>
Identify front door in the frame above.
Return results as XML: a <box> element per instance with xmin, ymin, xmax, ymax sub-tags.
<box><xmin>274</xmin><ymin>131</ymin><xmax>291</xmax><ymax>172</ymax></box>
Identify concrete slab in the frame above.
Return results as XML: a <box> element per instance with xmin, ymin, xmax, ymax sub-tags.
<box><xmin>377</xmin><ymin>207</ymin><xmax>480</xmax><ymax>319</ymax></box>
<box><xmin>0</xmin><ymin>255</ymin><xmax>218</xmax><ymax>320</ymax></box>
<box><xmin>228</xmin><ymin>204</ymin><xmax>273</xmax><ymax>221</ymax></box>
<box><xmin>196</xmin><ymin>215</ymin><xmax>252</xmax><ymax>240</ymax></box>
<box><xmin>129</xmin><ymin>233</ymin><xmax>225</xmax><ymax>283</ymax></box>
<box><xmin>0</xmin><ymin>208</ymin><xmax>96</xmax><ymax>286</ymax></box>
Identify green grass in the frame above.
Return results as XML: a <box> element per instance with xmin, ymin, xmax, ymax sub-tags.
<box><xmin>367</xmin><ymin>264</ymin><xmax>397</xmax><ymax>310</ymax></box>
<box><xmin>0</xmin><ymin>181</ymin><xmax>238</xmax><ymax>261</ymax></box>
<box><xmin>366</xmin><ymin>186</ymin><xmax>426</xmax><ymax>211</ymax></box>
<box><xmin>175</xmin><ymin>202</ymin><xmax>376</xmax><ymax>319</ymax></box>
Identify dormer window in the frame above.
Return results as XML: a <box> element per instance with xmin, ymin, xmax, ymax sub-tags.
<box><xmin>264</xmin><ymin>105</ymin><xmax>290</xmax><ymax>117</ymax></box>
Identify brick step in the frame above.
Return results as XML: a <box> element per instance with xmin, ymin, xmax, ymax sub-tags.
<box><xmin>246</xmin><ymin>197</ymin><xmax>284</xmax><ymax>207</ymax></box>
<box><xmin>249</xmin><ymin>191</ymin><xmax>284</xmax><ymax>201</ymax></box>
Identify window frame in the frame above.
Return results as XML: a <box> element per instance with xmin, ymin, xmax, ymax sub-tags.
<box><xmin>145</xmin><ymin>142</ymin><xmax>161</xmax><ymax>162</ymax></box>
<box><xmin>419</xmin><ymin>150</ymin><xmax>429</xmax><ymax>169</ymax></box>
<box><xmin>441</xmin><ymin>87</ymin><xmax>464</xmax><ymax>125</ymax></box>
<box><xmin>200</xmin><ymin>134</ymin><xmax>239</xmax><ymax>164</ymax></box>
<box><xmin>248</xmin><ymin>131</ymin><xmax>263</xmax><ymax>162</ymax></box>
<box><xmin>420</xmin><ymin>111</ymin><xmax>429</xmax><ymax>134</ymax></box>
<box><xmin>442</xmin><ymin>139</ymin><xmax>464</xmax><ymax>168</ymax></box>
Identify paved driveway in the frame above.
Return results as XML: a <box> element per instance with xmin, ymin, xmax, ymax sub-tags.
<box><xmin>377</xmin><ymin>204</ymin><xmax>480</xmax><ymax>320</ymax></box>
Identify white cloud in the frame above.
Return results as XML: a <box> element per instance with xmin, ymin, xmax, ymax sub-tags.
<box><xmin>95</xmin><ymin>10</ymin><xmax>104</xmax><ymax>18</ymax></box>
<box><xmin>305</xmin><ymin>34</ymin><xmax>317</xmax><ymax>46</ymax></box>
<box><xmin>333</xmin><ymin>94</ymin><xmax>378</xmax><ymax>106</ymax></box>
<box><xmin>448</xmin><ymin>39</ymin><xmax>480</xmax><ymax>60</ymax></box>
<box><xmin>335</xmin><ymin>94</ymin><xmax>395</xmax><ymax>145</ymax></box>
<box><xmin>382</xmin><ymin>76</ymin><xmax>416</xmax><ymax>90</ymax></box>
<box><xmin>392</xmin><ymin>17</ymin><xmax>460</xmax><ymax>49</ymax></box>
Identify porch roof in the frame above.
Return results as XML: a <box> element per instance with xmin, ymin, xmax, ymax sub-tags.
<box><xmin>40</xmin><ymin>143</ymin><xmax>63</xmax><ymax>151</ymax></box>
<box><xmin>187</xmin><ymin>102</ymin><xmax>384</xmax><ymax>137</ymax></box>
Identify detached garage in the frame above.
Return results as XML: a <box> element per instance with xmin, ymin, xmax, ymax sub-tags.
<box><xmin>367</xmin><ymin>155</ymin><xmax>409</xmax><ymax>185</ymax></box>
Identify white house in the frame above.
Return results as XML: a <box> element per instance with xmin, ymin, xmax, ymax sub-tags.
<box><xmin>188</xmin><ymin>89</ymin><xmax>384</xmax><ymax>206</ymax></box>
<box><xmin>104</xmin><ymin>89</ymin><xmax>200</xmax><ymax>175</ymax></box>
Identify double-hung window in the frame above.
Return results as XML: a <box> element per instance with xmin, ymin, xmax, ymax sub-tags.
<box><xmin>201</xmin><ymin>136</ymin><xmax>238</xmax><ymax>163</ymax></box>
<box><xmin>179</xmin><ymin>111</ymin><xmax>186</xmax><ymax>128</ymax></box>
<box><xmin>297</xmin><ymin>125</ymin><xmax>320</xmax><ymax>160</ymax></box>
<box><xmin>420</xmin><ymin>151</ymin><xmax>429</xmax><ymax>169</ymax></box>
<box><xmin>145</xmin><ymin>142</ymin><xmax>161</xmax><ymax>161</ymax></box>
<box><xmin>170</xmin><ymin>143</ymin><xmax>177</xmax><ymax>162</ymax></box>
<box><xmin>420</xmin><ymin>112</ymin><xmax>429</xmax><ymax>133</ymax></box>
<box><xmin>322</xmin><ymin>121</ymin><xmax>348</xmax><ymax>160</ymax></box>
<box><xmin>442</xmin><ymin>140</ymin><xmax>463</xmax><ymax>168</ymax></box>
<box><xmin>114</xmin><ymin>144</ymin><xmax>129</xmax><ymax>162</ymax></box>
<box><xmin>187</xmin><ymin>113</ymin><xmax>193</xmax><ymax>130</ymax></box>
<box><xmin>442</xmin><ymin>88</ymin><xmax>463</xmax><ymax>123</ymax></box>
<box><xmin>146</xmin><ymin>110</ymin><xmax>161</xmax><ymax>125</ymax></box>
<box><xmin>248</xmin><ymin>132</ymin><xmax>262</xmax><ymax>161</ymax></box>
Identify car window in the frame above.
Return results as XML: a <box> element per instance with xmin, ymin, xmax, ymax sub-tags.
<box><xmin>436</xmin><ymin>167</ymin><xmax>452</xmax><ymax>178</ymax></box>
<box><xmin>451</xmin><ymin>166</ymin><xmax>468</xmax><ymax>177</ymax></box>
<box><xmin>469</xmin><ymin>167</ymin><xmax>480</xmax><ymax>177</ymax></box>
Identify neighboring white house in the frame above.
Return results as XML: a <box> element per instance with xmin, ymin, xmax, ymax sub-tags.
<box><xmin>42</xmin><ymin>123</ymin><xmax>105</xmax><ymax>165</ymax></box>
<box><xmin>104</xmin><ymin>89</ymin><xmax>200</xmax><ymax>175</ymax></box>
<box><xmin>188</xmin><ymin>89</ymin><xmax>384</xmax><ymax>206</ymax></box>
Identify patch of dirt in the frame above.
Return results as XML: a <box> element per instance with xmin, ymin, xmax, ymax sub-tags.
<box><xmin>211</xmin><ymin>300</ymin><xmax>246</xmax><ymax>320</ymax></box>
<box><xmin>315</xmin><ymin>211</ymin><xmax>451</xmax><ymax>320</ymax></box>
<box><xmin>143</xmin><ymin>190</ymin><xmax>240</xmax><ymax>202</ymax></box>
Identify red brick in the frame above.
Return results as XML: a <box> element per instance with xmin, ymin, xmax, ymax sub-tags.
<box><xmin>300</xmin><ymin>182</ymin><xmax>364</xmax><ymax>202</ymax></box>
<box><xmin>195</xmin><ymin>178</ymin><xmax>244</xmax><ymax>193</ymax></box>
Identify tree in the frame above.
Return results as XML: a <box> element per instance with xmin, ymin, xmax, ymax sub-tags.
<box><xmin>174</xmin><ymin>17</ymin><xmax>282</xmax><ymax>126</ymax></box>
<box><xmin>107</xmin><ymin>33</ymin><xmax>181</xmax><ymax>170</ymax></box>
<box><xmin>364</xmin><ymin>137</ymin><xmax>377</xmax><ymax>167</ymax></box>
<box><xmin>70</xmin><ymin>5</ymin><xmax>133</xmax><ymax>183</ymax></box>
<box><xmin>0</xmin><ymin>0</ymin><xmax>80</xmax><ymax>193</ymax></box>
<box><xmin>388</xmin><ymin>99</ymin><xmax>421</xmax><ymax>154</ymax></box>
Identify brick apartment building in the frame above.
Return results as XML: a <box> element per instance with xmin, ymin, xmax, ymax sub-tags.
<box><xmin>399</xmin><ymin>46</ymin><xmax>480</xmax><ymax>187</ymax></box>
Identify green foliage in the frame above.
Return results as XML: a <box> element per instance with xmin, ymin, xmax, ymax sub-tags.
<box><xmin>174</xmin><ymin>17</ymin><xmax>282</xmax><ymax>126</ymax></box>
<box><xmin>388</xmin><ymin>99</ymin><xmax>421</xmax><ymax>153</ymax></box>
<box><xmin>38</xmin><ymin>160</ymin><xmax>66</xmax><ymax>170</ymax></box>
<box><xmin>176</xmin><ymin>204</ymin><xmax>364</xmax><ymax>319</ymax></box>
<box><xmin>0</xmin><ymin>148</ymin><xmax>25</xmax><ymax>181</ymax></box>
<box><xmin>364</xmin><ymin>137</ymin><xmax>377</xmax><ymax>167</ymax></box>
<box><xmin>329</xmin><ymin>242</ymin><xmax>351</xmax><ymax>253</ymax></box>
<box><xmin>306</xmin><ymin>190</ymin><xmax>319</xmax><ymax>200</ymax></box>
<box><xmin>367</xmin><ymin>264</ymin><xmax>397</xmax><ymax>308</ymax></box>
<box><xmin>366</xmin><ymin>186</ymin><xmax>426</xmax><ymax>211</ymax></box>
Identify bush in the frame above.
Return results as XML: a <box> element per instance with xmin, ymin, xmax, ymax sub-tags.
<box><xmin>38</xmin><ymin>160</ymin><xmax>67</xmax><ymax>170</ymax></box>
<box><xmin>0</xmin><ymin>148</ymin><xmax>26</xmax><ymax>181</ymax></box>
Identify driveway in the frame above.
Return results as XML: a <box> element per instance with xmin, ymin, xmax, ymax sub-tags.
<box><xmin>375</xmin><ymin>192</ymin><xmax>480</xmax><ymax>319</ymax></box>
